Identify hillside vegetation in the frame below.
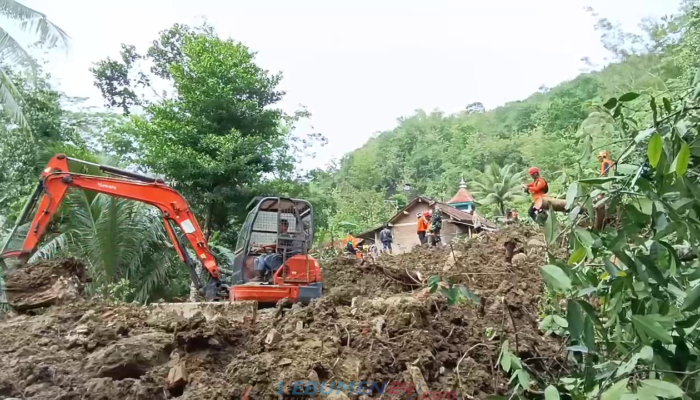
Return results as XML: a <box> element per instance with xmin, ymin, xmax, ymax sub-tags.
<box><xmin>307</xmin><ymin>4</ymin><xmax>694</xmax><ymax>233</ymax></box>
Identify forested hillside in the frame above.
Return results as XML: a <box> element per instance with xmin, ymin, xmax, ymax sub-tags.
<box><xmin>307</xmin><ymin>3</ymin><xmax>694</xmax><ymax>234</ymax></box>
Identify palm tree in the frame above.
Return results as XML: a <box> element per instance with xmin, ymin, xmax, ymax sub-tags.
<box><xmin>470</xmin><ymin>163</ymin><xmax>529</xmax><ymax>216</ymax></box>
<box><xmin>0</xmin><ymin>0</ymin><xmax>69</xmax><ymax>130</ymax></box>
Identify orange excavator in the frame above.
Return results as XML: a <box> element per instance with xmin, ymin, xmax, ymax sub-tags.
<box><xmin>0</xmin><ymin>154</ymin><xmax>323</xmax><ymax>304</ymax></box>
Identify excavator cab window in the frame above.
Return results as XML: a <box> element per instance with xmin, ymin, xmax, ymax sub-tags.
<box><xmin>231</xmin><ymin>197</ymin><xmax>314</xmax><ymax>284</ymax></box>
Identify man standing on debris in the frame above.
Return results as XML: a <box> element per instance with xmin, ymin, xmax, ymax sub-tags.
<box><xmin>522</xmin><ymin>167</ymin><xmax>549</xmax><ymax>221</ymax></box>
<box><xmin>429</xmin><ymin>207</ymin><xmax>442</xmax><ymax>246</ymax></box>
<box><xmin>379</xmin><ymin>224</ymin><xmax>393</xmax><ymax>254</ymax></box>
<box><xmin>416</xmin><ymin>212</ymin><xmax>428</xmax><ymax>245</ymax></box>
<box><xmin>344</xmin><ymin>232</ymin><xmax>357</xmax><ymax>254</ymax></box>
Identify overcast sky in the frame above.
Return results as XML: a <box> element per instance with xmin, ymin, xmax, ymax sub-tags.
<box><xmin>19</xmin><ymin>0</ymin><xmax>682</xmax><ymax>170</ymax></box>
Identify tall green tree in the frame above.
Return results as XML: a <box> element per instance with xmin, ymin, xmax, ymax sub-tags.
<box><xmin>91</xmin><ymin>24</ymin><xmax>320</xmax><ymax>242</ymax></box>
<box><xmin>0</xmin><ymin>0</ymin><xmax>68</xmax><ymax>129</ymax></box>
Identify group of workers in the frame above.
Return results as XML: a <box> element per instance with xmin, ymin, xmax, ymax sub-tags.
<box><xmin>342</xmin><ymin>206</ymin><xmax>444</xmax><ymax>259</ymax></box>
<box><xmin>340</xmin><ymin>150</ymin><xmax>616</xmax><ymax>257</ymax></box>
<box><xmin>344</xmin><ymin>223</ymin><xmax>393</xmax><ymax>260</ymax></box>
<box><xmin>523</xmin><ymin>150</ymin><xmax>614</xmax><ymax>221</ymax></box>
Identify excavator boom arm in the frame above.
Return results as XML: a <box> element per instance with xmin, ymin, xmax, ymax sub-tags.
<box><xmin>3</xmin><ymin>154</ymin><xmax>220</xmax><ymax>280</ymax></box>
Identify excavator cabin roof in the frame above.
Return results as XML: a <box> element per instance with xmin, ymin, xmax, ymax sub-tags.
<box><xmin>246</xmin><ymin>196</ymin><xmax>312</xmax><ymax>215</ymax></box>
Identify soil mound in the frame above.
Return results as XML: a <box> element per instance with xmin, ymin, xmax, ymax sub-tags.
<box><xmin>4</xmin><ymin>257</ymin><xmax>89</xmax><ymax>311</ymax></box>
<box><xmin>0</xmin><ymin>301</ymin><xmax>251</xmax><ymax>399</ymax></box>
<box><xmin>0</xmin><ymin>224</ymin><xmax>561</xmax><ymax>399</ymax></box>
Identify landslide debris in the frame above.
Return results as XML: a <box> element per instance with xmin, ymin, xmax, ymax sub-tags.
<box><xmin>0</xmin><ymin>224</ymin><xmax>562</xmax><ymax>399</ymax></box>
<box><xmin>4</xmin><ymin>257</ymin><xmax>89</xmax><ymax>312</ymax></box>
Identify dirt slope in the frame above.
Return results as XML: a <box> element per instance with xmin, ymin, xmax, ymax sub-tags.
<box><xmin>0</xmin><ymin>225</ymin><xmax>561</xmax><ymax>400</ymax></box>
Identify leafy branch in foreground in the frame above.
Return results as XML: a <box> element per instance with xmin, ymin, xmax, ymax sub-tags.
<box><xmin>427</xmin><ymin>275</ymin><xmax>480</xmax><ymax>306</ymax></box>
<box><xmin>533</xmin><ymin>83</ymin><xmax>700</xmax><ymax>398</ymax></box>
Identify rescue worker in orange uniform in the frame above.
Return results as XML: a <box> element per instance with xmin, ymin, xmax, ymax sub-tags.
<box><xmin>423</xmin><ymin>211</ymin><xmax>433</xmax><ymax>245</ymax></box>
<box><xmin>416</xmin><ymin>212</ymin><xmax>429</xmax><ymax>245</ymax></box>
<box><xmin>522</xmin><ymin>167</ymin><xmax>549</xmax><ymax>221</ymax></box>
<box><xmin>598</xmin><ymin>151</ymin><xmax>614</xmax><ymax>177</ymax></box>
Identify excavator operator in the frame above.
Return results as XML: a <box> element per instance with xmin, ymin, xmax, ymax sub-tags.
<box><xmin>522</xmin><ymin>167</ymin><xmax>549</xmax><ymax>221</ymax></box>
<box><xmin>252</xmin><ymin>219</ymin><xmax>302</xmax><ymax>282</ymax></box>
<box><xmin>598</xmin><ymin>151</ymin><xmax>614</xmax><ymax>177</ymax></box>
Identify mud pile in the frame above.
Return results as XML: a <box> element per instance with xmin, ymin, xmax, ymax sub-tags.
<box><xmin>0</xmin><ymin>300</ymin><xmax>253</xmax><ymax>399</ymax></box>
<box><xmin>4</xmin><ymin>257</ymin><xmax>90</xmax><ymax>311</ymax></box>
<box><xmin>0</xmin><ymin>225</ymin><xmax>561</xmax><ymax>399</ymax></box>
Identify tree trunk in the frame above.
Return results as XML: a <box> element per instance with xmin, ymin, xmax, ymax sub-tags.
<box><xmin>188</xmin><ymin>264</ymin><xmax>202</xmax><ymax>302</ymax></box>
<box><xmin>204</xmin><ymin>201</ymin><xmax>214</xmax><ymax>242</ymax></box>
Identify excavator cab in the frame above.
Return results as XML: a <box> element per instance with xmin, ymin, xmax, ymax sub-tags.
<box><xmin>229</xmin><ymin>197</ymin><xmax>323</xmax><ymax>304</ymax></box>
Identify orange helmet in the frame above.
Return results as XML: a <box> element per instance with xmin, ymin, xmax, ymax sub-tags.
<box><xmin>423</xmin><ymin>211</ymin><xmax>431</xmax><ymax>218</ymax></box>
<box><xmin>528</xmin><ymin>167</ymin><xmax>540</xmax><ymax>176</ymax></box>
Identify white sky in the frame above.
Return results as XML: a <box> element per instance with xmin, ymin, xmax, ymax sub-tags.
<box><xmin>18</xmin><ymin>0</ymin><xmax>683</xmax><ymax>171</ymax></box>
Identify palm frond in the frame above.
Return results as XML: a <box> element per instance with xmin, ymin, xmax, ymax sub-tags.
<box><xmin>0</xmin><ymin>64</ymin><xmax>27</xmax><ymax>130</ymax></box>
<box><xmin>133</xmin><ymin>250</ymin><xmax>175</xmax><ymax>303</ymax></box>
<box><xmin>0</xmin><ymin>0</ymin><xmax>69</xmax><ymax>49</ymax></box>
<box><xmin>29</xmin><ymin>231</ymin><xmax>70</xmax><ymax>262</ymax></box>
<box><xmin>0</xmin><ymin>28</ymin><xmax>35</xmax><ymax>65</ymax></box>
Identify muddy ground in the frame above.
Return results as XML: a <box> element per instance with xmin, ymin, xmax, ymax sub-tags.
<box><xmin>0</xmin><ymin>225</ymin><xmax>562</xmax><ymax>400</ymax></box>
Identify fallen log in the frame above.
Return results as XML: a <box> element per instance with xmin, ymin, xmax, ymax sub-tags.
<box><xmin>535</xmin><ymin>197</ymin><xmax>569</xmax><ymax>213</ymax></box>
<box><xmin>4</xmin><ymin>257</ymin><xmax>89</xmax><ymax>311</ymax></box>
<box><xmin>535</xmin><ymin>197</ymin><xmax>611</xmax><ymax>230</ymax></box>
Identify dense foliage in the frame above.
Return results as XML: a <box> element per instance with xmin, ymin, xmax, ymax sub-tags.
<box><xmin>0</xmin><ymin>0</ymin><xmax>68</xmax><ymax>130</ymax></box>
<box><xmin>488</xmin><ymin>4</ymin><xmax>700</xmax><ymax>399</ymax></box>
